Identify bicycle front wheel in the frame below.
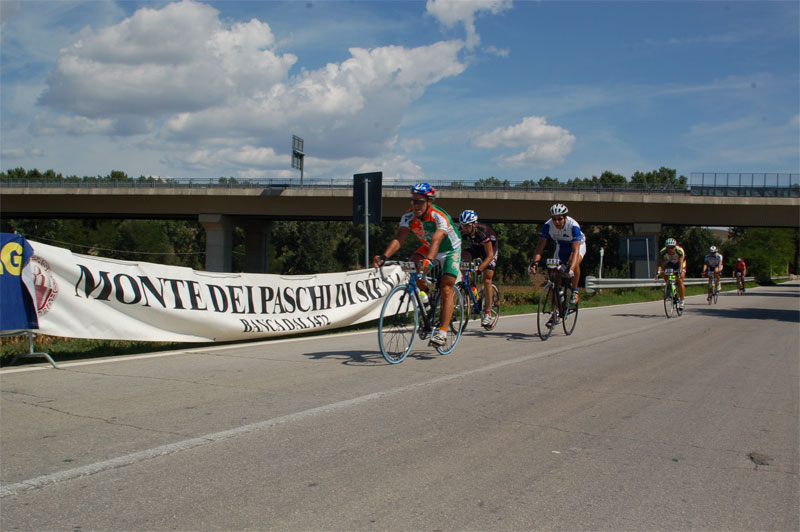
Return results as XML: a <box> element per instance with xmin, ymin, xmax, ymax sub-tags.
<box><xmin>562</xmin><ymin>287</ymin><xmax>579</xmax><ymax>336</ymax></box>
<box><xmin>378</xmin><ymin>285</ymin><xmax>419</xmax><ymax>364</ymax></box>
<box><xmin>664</xmin><ymin>283</ymin><xmax>675</xmax><ymax>318</ymax></box>
<box><xmin>458</xmin><ymin>283</ymin><xmax>473</xmax><ymax>333</ymax></box>
<box><xmin>537</xmin><ymin>284</ymin><xmax>555</xmax><ymax>340</ymax></box>
<box><xmin>434</xmin><ymin>285</ymin><xmax>465</xmax><ymax>355</ymax></box>
<box><xmin>480</xmin><ymin>284</ymin><xmax>501</xmax><ymax>330</ymax></box>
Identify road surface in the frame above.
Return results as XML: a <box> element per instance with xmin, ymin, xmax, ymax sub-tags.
<box><xmin>1</xmin><ymin>283</ymin><xmax>798</xmax><ymax>531</ymax></box>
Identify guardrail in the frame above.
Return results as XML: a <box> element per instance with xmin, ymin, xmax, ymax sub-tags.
<box><xmin>585</xmin><ymin>275</ymin><xmax>755</xmax><ymax>294</ymax></box>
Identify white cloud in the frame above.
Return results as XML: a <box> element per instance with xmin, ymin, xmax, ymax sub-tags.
<box><xmin>31</xmin><ymin>0</ymin><xmax>469</xmax><ymax>176</ymax></box>
<box><xmin>473</xmin><ymin>115</ymin><xmax>576</xmax><ymax>168</ymax></box>
<box><xmin>426</xmin><ymin>0</ymin><xmax>512</xmax><ymax>49</ymax></box>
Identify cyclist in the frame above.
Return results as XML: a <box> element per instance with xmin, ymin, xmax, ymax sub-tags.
<box><xmin>702</xmin><ymin>245</ymin><xmax>724</xmax><ymax>301</ymax></box>
<box><xmin>458</xmin><ymin>209</ymin><xmax>499</xmax><ymax>327</ymax></box>
<box><xmin>655</xmin><ymin>237</ymin><xmax>686</xmax><ymax>310</ymax></box>
<box><xmin>733</xmin><ymin>257</ymin><xmax>747</xmax><ymax>292</ymax></box>
<box><xmin>373</xmin><ymin>183</ymin><xmax>461</xmax><ymax>347</ymax></box>
<box><xmin>528</xmin><ymin>203</ymin><xmax>586</xmax><ymax>307</ymax></box>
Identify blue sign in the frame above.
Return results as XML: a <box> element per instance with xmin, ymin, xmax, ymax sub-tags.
<box><xmin>0</xmin><ymin>233</ymin><xmax>39</xmax><ymax>330</ymax></box>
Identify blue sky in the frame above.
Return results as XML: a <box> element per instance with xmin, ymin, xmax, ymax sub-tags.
<box><xmin>1</xmin><ymin>0</ymin><xmax>798</xmax><ymax>183</ymax></box>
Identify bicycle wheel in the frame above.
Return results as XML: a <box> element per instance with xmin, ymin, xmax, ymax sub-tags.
<box><xmin>479</xmin><ymin>284</ymin><xmax>501</xmax><ymax>330</ymax></box>
<box><xmin>537</xmin><ymin>284</ymin><xmax>556</xmax><ymax>340</ymax></box>
<box><xmin>378</xmin><ymin>285</ymin><xmax>419</xmax><ymax>364</ymax></box>
<box><xmin>664</xmin><ymin>283</ymin><xmax>675</xmax><ymax>318</ymax></box>
<box><xmin>433</xmin><ymin>285</ymin><xmax>465</xmax><ymax>355</ymax></box>
<box><xmin>457</xmin><ymin>283</ymin><xmax>470</xmax><ymax>333</ymax></box>
<box><xmin>562</xmin><ymin>287</ymin><xmax>579</xmax><ymax>336</ymax></box>
<box><xmin>675</xmin><ymin>291</ymin><xmax>683</xmax><ymax>316</ymax></box>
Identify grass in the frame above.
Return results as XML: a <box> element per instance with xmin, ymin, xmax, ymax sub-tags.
<box><xmin>0</xmin><ymin>279</ymin><xmax>765</xmax><ymax>366</ymax></box>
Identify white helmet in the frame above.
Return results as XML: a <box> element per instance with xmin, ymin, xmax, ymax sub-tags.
<box><xmin>709</xmin><ymin>245</ymin><xmax>717</xmax><ymax>253</ymax></box>
<box><xmin>665</xmin><ymin>238</ymin><xmax>677</xmax><ymax>247</ymax></box>
<box><xmin>549</xmin><ymin>203</ymin><xmax>568</xmax><ymax>216</ymax></box>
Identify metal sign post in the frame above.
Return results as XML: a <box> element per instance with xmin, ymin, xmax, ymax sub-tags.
<box><xmin>364</xmin><ymin>177</ymin><xmax>370</xmax><ymax>269</ymax></box>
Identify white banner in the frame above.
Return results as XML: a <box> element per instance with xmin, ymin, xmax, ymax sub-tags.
<box><xmin>24</xmin><ymin>240</ymin><xmax>405</xmax><ymax>342</ymax></box>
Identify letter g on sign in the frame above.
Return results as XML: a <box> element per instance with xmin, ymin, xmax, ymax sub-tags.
<box><xmin>0</xmin><ymin>242</ymin><xmax>24</xmax><ymax>275</ymax></box>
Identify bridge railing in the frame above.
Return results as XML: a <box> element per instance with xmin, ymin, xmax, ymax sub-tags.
<box><xmin>689</xmin><ymin>173</ymin><xmax>799</xmax><ymax>197</ymax></box>
<box><xmin>0</xmin><ymin>178</ymin><xmax>695</xmax><ymax>194</ymax></box>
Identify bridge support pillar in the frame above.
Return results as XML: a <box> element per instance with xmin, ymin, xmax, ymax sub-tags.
<box><xmin>240</xmin><ymin>219</ymin><xmax>273</xmax><ymax>273</ymax></box>
<box><xmin>632</xmin><ymin>223</ymin><xmax>662</xmax><ymax>278</ymax></box>
<box><xmin>199</xmin><ymin>214</ymin><xmax>233</xmax><ymax>272</ymax></box>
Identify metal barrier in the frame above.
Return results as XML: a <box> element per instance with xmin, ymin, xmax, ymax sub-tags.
<box><xmin>0</xmin><ymin>331</ymin><xmax>58</xmax><ymax>368</ymax></box>
<box><xmin>585</xmin><ymin>275</ymin><xmax>754</xmax><ymax>294</ymax></box>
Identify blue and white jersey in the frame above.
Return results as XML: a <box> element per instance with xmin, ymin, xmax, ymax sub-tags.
<box><xmin>540</xmin><ymin>216</ymin><xmax>586</xmax><ymax>248</ymax></box>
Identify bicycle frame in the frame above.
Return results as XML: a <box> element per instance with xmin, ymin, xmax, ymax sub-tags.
<box><xmin>460</xmin><ymin>261</ymin><xmax>483</xmax><ymax>315</ymax></box>
<box><xmin>662</xmin><ymin>268</ymin><xmax>682</xmax><ymax>317</ymax></box>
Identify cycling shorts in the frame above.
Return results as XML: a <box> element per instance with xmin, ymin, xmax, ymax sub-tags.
<box><xmin>555</xmin><ymin>241</ymin><xmax>587</xmax><ymax>263</ymax></box>
<box><xmin>413</xmin><ymin>245</ymin><xmax>462</xmax><ymax>279</ymax></box>
<box><xmin>665</xmin><ymin>261</ymin><xmax>686</xmax><ymax>275</ymax></box>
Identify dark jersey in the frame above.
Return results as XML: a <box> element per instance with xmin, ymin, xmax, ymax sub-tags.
<box><xmin>464</xmin><ymin>223</ymin><xmax>498</xmax><ymax>253</ymax></box>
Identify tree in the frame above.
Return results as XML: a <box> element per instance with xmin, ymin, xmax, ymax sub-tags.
<box><xmin>724</xmin><ymin>228</ymin><xmax>797</xmax><ymax>278</ymax></box>
<box><xmin>630</xmin><ymin>167</ymin><xmax>687</xmax><ymax>189</ymax></box>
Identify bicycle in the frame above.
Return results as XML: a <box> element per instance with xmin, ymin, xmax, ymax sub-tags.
<box><xmin>661</xmin><ymin>268</ymin><xmax>683</xmax><ymax>318</ymax></box>
<box><xmin>536</xmin><ymin>258</ymin><xmax>579</xmax><ymax>341</ymax></box>
<box><xmin>704</xmin><ymin>272</ymin><xmax>719</xmax><ymax>304</ymax></box>
<box><xmin>377</xmin><ymin>261</ymin><xmax>465</xmax><ymax>364</ymax></box>
<box><xmin>735</xmin><ymin>271</ymin><xmax>745</xmax><ymax>295</ymax></box>
<box><xmin>458</xmin><ymin>260</ymin><xmax>500</xmax><ymax>332</ymax></box>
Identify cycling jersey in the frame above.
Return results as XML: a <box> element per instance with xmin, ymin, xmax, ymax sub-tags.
<box><xmin>704</xmin><ymin>253</ymin><xmax>723</xmax><ymax>269</ymax></box>
<box><xmin>464</xmin><ymin>223</ymin><xmax>499</xmax><ymax>270</ymax></box>
<box><xmin>733</xmin><ymin>261</ymin><xmax>747</xmax><ymax>273</ymax></box>
<box><xmin>659</xmin><ymin>245</ymin><xmax>685</xmax><ymax>264</ymax></box>
<box><xmin>400</xmin><ymin>204</ymin><xmax>461</xmax><ymax>277</ymax></box>
<box><xmin>540</xmin><ymin>216</ymin><xmax>586</xmax><ymax>262</ymax></box>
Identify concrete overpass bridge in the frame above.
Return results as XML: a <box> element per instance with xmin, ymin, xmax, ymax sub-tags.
<box><xmin>2</xmin><ymin>175</ymin><xmax>798</xmax><ymax>272</ymax></box>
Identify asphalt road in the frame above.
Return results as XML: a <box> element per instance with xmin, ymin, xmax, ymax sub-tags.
<box><xmin>1</xmin><ymin>283</ymin><xmax>798</xmax><ymax>531</ymax></box>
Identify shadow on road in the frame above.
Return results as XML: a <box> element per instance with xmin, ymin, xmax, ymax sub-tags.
<box><xmin>692</xmin><ymin>306</ymin><xmax>800</xmax><ymax>323</ymax></box>
<box><xmin>612</xmin><ymin>313</ymin><xmax>663</xmax><ymax>319</ymax></box>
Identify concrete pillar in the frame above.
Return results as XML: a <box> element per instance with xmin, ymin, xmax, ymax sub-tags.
<box><xmin>632</xmin><ymin>223</ymin><xmax>662</xmax><ymax>278</ymax></box>
<box><xmin>240</xmin><ymin>219</ymin><xmax>273</xmax><ymax>273</ymax></box>
<box><xmin>199</xmin><ymin>214</ymin><xmax>233</xmax><ymax>272</ymax></box>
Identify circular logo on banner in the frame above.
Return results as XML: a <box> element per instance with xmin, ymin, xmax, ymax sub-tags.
<box><xmin>30</xmin><ymin>255</ymin><xmax>58</xmax><ymax>316</ymax></box>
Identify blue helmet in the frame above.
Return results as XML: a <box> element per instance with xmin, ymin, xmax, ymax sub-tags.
<box><xmin>410</xmin><ymin>182</ymin><xmax>436</xmax><ymax>197</ymax></box>
<box><xmin>459</xmin><ymin>210</ymin><xmax>478</xmax><ymax>225</ymax></box>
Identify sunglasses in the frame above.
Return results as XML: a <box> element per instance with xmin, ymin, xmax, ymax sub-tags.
<box><xmin>552</xmin><ymin>216</ymin><xmax>565</xmax><ymax>222</ymax></box>
<box><xmin>411</xmin><ymin>199</ymin><xmax>427</xmax><ymax>205</ymax></box>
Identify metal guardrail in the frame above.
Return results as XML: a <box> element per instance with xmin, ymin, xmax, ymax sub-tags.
<box><xmin>585</xmin><ymin>275</ymin><xmax>756</xmax><ymax>294</ymax></box>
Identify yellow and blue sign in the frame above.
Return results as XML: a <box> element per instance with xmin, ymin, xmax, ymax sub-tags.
<box><xmin>0</xmin><ymin>233</ymin><xmax>38</xmax><ymax>330</ymax></box>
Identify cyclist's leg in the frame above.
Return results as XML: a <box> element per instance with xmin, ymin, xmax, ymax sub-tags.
<box><xmin>435</xmin><ymin>250</ymin><xmax>461</xmax><ymax>335</ymax></box>
<box><xmin>480</xmin><ymin>247</ymin><xmax>497</xmax><ymax>317</ymax></box>
<box><xmin>410</xmin><ymin>246</ymin><xmax>429</xmax><ymax>292</ymax></box>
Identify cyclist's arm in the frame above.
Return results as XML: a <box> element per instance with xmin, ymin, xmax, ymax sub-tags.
<box><xmin>530</xmin><ymin>237</ymin><xmax>548</xmax><ymax>273</ymax></box>
<box><xmin>426</xmin><ymin>229</ymin><xmax>446</xmax><ymax>260</ymax></box>
<box><xmin>381</xmin><ymin>227</ymin><xmax>409</xmax><ymax>260</ymax></box>
<box><xmin>478</xmin><ymin>241</ymin><xmax>493</xmax><ymax>272</ymax></box>
<box><xmin>568</xmin><ymin>240</ymin><xmax>580</xmax><ymax>273</ymax></box>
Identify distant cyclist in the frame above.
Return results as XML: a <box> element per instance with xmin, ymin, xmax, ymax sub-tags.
<box><xmin>373</xmin><ymin>183</ymin><xmax>461</xmax><ymax>347</ymax></box>
<box><xmin>458</xmin><ymin>209</ymin><xmax>499</xmax><ymax>327</ymax></box>
<box><xmin>528</xmin><ymin>203</ymin><xmax>585</xmax><ymax>306</ymax></box>
<box><xmin>655</xmin><ymin>237</ymin><xmax>686</xmax><ymax>310</ymax></box>
<box><xmin>733</xmin><ymin>257</ymin><xmax>747</xmax><ymax>293</ymax></box>
<box><xmin>702</xmin><ymin>245</ymin><xmax>724</xmax><ymax>301</ymax></box>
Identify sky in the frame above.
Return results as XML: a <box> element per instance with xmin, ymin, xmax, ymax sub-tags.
<box><xmin>1</xmin><ymin>0</ymin><xmax>798</xmax><ymax>184</ymax></box>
